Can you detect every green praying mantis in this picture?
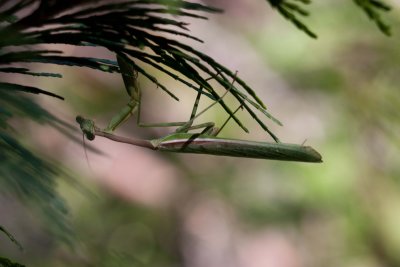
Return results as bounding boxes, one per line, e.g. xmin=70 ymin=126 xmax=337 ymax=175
xmin=76 ymin=55 xmax=322 ymax=163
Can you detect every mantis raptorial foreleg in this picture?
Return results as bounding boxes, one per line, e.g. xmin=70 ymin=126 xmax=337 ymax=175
xmin=77 ymin=60 xmax=240 ymax=142
xmin=81 ymin=54 xmax=239 ymax=139
xmin=88 ymin=55 xmax=200 ymax=134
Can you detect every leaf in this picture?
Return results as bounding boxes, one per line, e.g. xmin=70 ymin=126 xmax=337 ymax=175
xmin=0 ymin=225 xmax=23 ymax=250
xmin=0 ymin=82 xmax=64 ymax=100
xmin=0 ymin=256 xmax=25 ymax=267
xmin=353 ymin=0 xmax=392 ymax=36
xmin=267 ymin=0 xmax=317 ymax=38
xmin=266 ymin=0 xmax=392 ymax=37
xmin=0 ymin=67 xmax=62 ymax=78
xmin=0 ymin=0 xmax=283 ymax=138
xmin=0 ymin=91 xmax=103 ymax=244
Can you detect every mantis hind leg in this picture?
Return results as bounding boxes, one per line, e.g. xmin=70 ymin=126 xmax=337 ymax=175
xmin=175 ymin=73 xmax=242 ymax=136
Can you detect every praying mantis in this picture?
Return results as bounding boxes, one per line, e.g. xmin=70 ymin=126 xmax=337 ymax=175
xmin=76 ymin=55 xmax=322 ymax=163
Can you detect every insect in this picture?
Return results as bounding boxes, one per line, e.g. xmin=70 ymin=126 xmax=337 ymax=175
xmin=76 ymin=55 xmax=322 ymax=163
xmin=77 ymin=128 xmax=322 ymax=162
xmin=86 ymin=55 xmax=235 ymax=138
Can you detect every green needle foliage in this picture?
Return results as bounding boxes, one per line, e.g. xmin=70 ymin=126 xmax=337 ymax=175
xmin=266 ymin=0 xmax=392 ymax=38
xmin=0 ymin=0 xmax=395 ymax=265
xmin=0 ymin=257 xmax=25 ymax=267
xmin=267 ymin=0 xmax=317 ymax=38
xmin=0 ymin=0 xmax=281 ymax=136
xmin=0 ymin=226 xmax=22 ymax=251
xmin=1 ymin=91 xmax=74 ymax=263
xmin=353 ymin=0 xmax=392 ymax=35
xmin=0 ymin=1 xmax=280 ymax=264
xmin=0 ymin=226 xmax=25 ymax=266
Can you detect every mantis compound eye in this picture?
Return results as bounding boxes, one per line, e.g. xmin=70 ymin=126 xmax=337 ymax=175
xmin=85 ymin=132 xmax=95 ymax=141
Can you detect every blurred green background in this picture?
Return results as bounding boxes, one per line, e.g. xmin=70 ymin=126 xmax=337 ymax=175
xmin=2 ymin=1 xmax=400 ymax=266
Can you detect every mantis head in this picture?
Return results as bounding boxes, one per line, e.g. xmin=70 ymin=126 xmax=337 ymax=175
xmin=76 ymin=115 xmax=96 ymax=141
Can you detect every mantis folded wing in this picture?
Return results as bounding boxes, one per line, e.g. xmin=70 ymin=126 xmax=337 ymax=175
xmin=76 ymin=116 xmax=322 ymax=163
xmin=94 ymin=130 xmax=322 ymax=162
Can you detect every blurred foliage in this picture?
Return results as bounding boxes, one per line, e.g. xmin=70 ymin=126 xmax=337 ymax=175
xmin=0 ymin=0 xmax=398 ymax=267
xmin=0 ymin=91 xmax=74 ymax=265
xmin=70 ymin=196 xmax=181 ymax=267
xmin=353 ymin=0 xmax=392 ymax=35
xmin=267 ymin=0 xmax=318 ymax=38
xmin=0 ymin=257 xmax=25 ymax=267
xmin=266 ymin=0 xmax=392 ymax=38
xmin=250 ymin=1 xmax=400 ymax=266
xmin=0 ymin=226 xmax=22 ymax=251
xmin=0 ymin=226 xmax=25 ymax=267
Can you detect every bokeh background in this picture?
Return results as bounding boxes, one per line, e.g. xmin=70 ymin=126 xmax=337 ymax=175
xmin=1 ymin=1 xmax=400 ymax=266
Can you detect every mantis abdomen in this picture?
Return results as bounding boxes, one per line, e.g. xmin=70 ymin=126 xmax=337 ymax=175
xmin=153 ymin=133 xmax=322 ymax=163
